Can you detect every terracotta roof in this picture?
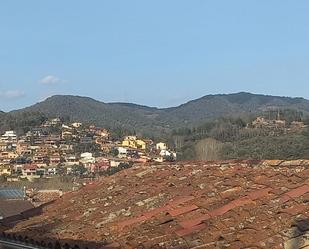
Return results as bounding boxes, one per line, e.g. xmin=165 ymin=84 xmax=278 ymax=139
xmin=0 ymin=200 xmax=34 ymax=218
xmin=22 ymin=164 xmax=38 ymax=170
xmin=5 ymin=160 xmax=309 ymax=248
xmin=31 ymin=191 xmax=62 ymax=206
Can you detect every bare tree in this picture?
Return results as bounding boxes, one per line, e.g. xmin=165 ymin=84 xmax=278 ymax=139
xmin=195 ymin=138 xmax=223 ymax=160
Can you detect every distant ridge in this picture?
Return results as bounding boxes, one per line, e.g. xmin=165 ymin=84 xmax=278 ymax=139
xmin=3 ymin=92 xmax=309 ymax=136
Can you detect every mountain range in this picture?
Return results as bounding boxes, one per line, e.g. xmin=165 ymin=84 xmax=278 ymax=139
xmin=2 ymin=92 xmax=309 ymax=136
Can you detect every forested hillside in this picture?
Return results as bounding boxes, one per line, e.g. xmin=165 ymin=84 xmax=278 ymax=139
xmin=1 ymin=92 xmax=309 ymax=160
xmin=2 ymin=92 xmax=309 ymax=137
xmin=170 ymin=114 xmax=309 ymax=160
xmin=0 ymin=111 xmax=47 ymax=135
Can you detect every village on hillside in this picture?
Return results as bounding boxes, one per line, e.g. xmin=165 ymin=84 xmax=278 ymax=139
xmin=0 ymin=112 xmax=307 ymax=185
xmin=0 ymin=118 xmax=177 ymax=184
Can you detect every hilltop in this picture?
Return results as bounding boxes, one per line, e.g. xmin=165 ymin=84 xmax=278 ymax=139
xmin=3 ymin=92 xmax=309 ymax=136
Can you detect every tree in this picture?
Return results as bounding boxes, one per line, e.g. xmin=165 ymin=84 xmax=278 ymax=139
xmin=111 ymin=148 xmax=119 ymax=157
xmin=72 ymin=165 xmax=87 ymax=175
xmin=195 ymin=138 xmax=223 ymax=160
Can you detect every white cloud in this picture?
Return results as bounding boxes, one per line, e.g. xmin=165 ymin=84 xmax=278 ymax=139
xmin=0 ymin=90 xmax=25 ymax=99
xmin=39 ymin=75 xmax=67 ymax=85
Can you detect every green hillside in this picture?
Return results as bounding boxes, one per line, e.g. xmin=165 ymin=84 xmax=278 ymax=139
xmin=1 ymin=92 xmax=309 ymax=138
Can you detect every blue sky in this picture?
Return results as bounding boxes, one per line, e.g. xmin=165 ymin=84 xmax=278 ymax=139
xmin=1 ymin=1 xmax=309 ymax=111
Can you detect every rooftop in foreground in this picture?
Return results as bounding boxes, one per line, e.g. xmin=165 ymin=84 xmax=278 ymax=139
xmin=4 ymin=160 xmax=309 ymax=249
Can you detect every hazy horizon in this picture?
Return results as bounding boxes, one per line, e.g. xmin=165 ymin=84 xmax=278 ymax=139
xmin=1 ymin=91 xmax=309 ymax=113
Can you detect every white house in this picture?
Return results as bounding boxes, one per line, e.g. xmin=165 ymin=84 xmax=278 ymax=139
xmin=79 ymin=152 xmax=95 ymax=164
xmin=159 ymin=150 xmax=177 ymax=159
xmin=1 ymin=131 xmax=17 ymax=143
xmin=117 ymin=147 xmax=128 ymax=158
xmin=156 ymin=142 xmax=167 ymax=151
xmin=71 ymin=122 xmax=82 ymax=128
xmin=159 ymin=149 xmax=171 ymax=157
xmin=110 ymin=160 xmax=121 ymax=167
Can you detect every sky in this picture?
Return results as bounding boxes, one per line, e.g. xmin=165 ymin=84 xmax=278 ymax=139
xmin=1 ymin=1 xmax=309 ymax=111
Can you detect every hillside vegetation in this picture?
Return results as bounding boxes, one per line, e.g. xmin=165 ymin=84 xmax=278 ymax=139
xmin=170 ymin=115 xmax=309 ymax=160
xmin=0 ymin=111 xmax=47 ymax=135
xmin=1 ymin=92 xmax=309 ymax=160
xmin=2 ymin=92 xmax=309 ymax=136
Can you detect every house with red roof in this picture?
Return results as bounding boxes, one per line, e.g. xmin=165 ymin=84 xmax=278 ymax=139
xmin=21 ymin=164 xmax=39 ymax=180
